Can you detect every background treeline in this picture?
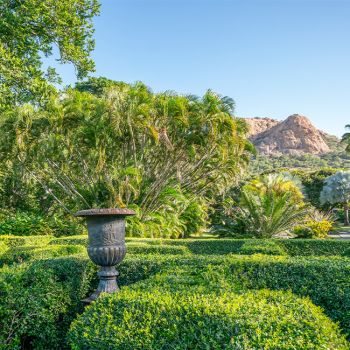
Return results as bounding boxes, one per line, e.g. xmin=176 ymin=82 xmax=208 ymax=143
xmin=250 ymin=153 xmax=350 ymax=173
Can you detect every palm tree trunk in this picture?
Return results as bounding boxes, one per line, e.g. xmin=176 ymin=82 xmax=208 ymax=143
xmin=344 ymin=202 xmax=349 ymax=226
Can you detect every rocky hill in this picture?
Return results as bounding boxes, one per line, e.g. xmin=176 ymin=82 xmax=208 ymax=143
xmin=243 ymin=114 xmax=339 ymax=156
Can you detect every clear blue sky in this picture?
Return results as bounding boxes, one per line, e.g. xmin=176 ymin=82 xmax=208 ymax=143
xmin=53 ymin=0 xmax=350 ymax=137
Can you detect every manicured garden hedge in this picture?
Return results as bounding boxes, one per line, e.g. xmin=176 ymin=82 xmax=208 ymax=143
xmin=0 ymin=257 xmax=96 ymax=350
xmin=278 ymin=239 xmax=350 ymax=256
xmin=68 ymin=289 xmax=348 ymax=350
xmin=3 ymin=235 xmax=350 ymax=257
xmin=1 ymin=236 xmax=350 ymax=349
xmin=0 ymin=244 xmax=85 ymax=266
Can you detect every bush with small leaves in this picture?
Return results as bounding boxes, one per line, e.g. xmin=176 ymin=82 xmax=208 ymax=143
xmin=68 ymin=289 xmax=348 ymax=350
xmin=239 ymin=240 xmax=286 ymax=255
xmin=293 ymin=220 xmax=333 ymax=238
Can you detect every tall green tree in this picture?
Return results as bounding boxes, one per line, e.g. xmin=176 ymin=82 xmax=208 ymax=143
xmin=0 ymin=81 xmax=253 ymax=237
xmin=0 ymin=0 xmax=100 ymax=108
xmin=320 ymin=171 xmax=350 ymax=225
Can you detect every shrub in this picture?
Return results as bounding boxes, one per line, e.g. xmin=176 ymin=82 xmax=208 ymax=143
xmin=239 ymin=240 xmax=286 ymax=255
xmin=49 ymin=235 xmax=88 ymax=246
xmin=0 ymin=241 xmax=8 ymax=257
xmin=2 ymin=237 xmax=350 ymax=348
xmin=68 ymin=289 xmax=348 ymax=350
xmin=127 ymin=244 xmax=189 ymax=256
xmin=277 ymin=239 xmax=350 ymax=256
xmin=0 ymin=213 xmax=84 ymax=237
xmin=236 ymin=173 xmax=307 ymax=238
xmin=0 ymin=257 xmax=97 ymax=350
xmin=293 ymin=220 xmax=333 ymax=238
xmin=0 ymin=234 xmax=53 ymax=247
xmin=0 ymin=244 xmax=85 ymax=266
xmin=0 ymin=212 xmax=53 ymax=236
xmin=226 ymin=254 xmax=350 ymax=335
xmin=0 ymin=254 xmax=168 ymax=350
xmin=47 ymin=216 xmax=85 ymax=237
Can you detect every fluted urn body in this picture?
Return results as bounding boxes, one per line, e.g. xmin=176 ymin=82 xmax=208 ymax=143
xmin=75 ymin=208 xmax=135 ymax=303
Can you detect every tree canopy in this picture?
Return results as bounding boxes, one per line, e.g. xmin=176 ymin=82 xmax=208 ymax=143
xmin=0 ymin=80 xmax=254 ymax=237
xmin=0 ymin=0 xmax=100 ymax=109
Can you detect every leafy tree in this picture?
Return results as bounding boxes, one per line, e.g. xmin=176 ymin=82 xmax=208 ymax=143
xmin=320 ymin=171 xmax=350 ymax=225
xmin=290 ymin=168 xmax=338 ymax=209
xmin=0 ymin=82 xmax=253 ymax=237
xmin=235 ymin=174 xmax=307 ymax=238
xmin=341 ymin=124 xmax=350 ymax=152
xmin=0 ymin=0 xmax=100 ymax=108
xmin=75 ymin=77 xmax=127 ymax=96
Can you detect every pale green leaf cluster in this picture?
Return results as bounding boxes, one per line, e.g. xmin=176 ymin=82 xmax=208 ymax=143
xmin=320 ymin=171 xmax=350 ymax=205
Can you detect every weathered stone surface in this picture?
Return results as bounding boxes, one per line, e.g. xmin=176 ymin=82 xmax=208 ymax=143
xmin=243 ymin=117 xmax=280 ymax=137
xmin=243 ymin=114 xmax=333 ymax=155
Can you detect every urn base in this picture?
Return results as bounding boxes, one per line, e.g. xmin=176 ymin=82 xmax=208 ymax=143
xmin=82 ymin=266 xmax=119 ymax=304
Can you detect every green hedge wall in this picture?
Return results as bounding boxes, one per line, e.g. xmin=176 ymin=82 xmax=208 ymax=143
xmin=0 ymin=244 xmax=85 ymax=266
xmin=1 ymin=236 xmax=350 ymax=349
xmin=68 ymin=289 xmax=348 ymax=350
xmin=0 ymin=257 xmax=96 ymax=350
xmin=278 ymin=239 xmax=350 ymax=256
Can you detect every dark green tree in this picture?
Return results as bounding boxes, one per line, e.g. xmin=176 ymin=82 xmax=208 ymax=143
xmin=0 ymin=0 xmax=100 ymax=108
xmin=341 ymin=124 xmax=350 ymax=152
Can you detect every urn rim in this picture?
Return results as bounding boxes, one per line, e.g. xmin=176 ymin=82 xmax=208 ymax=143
xmin=74 ymin=208 xmax=136 ymax=217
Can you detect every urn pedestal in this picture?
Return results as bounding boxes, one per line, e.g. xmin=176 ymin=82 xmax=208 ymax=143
xmin=75 ymin=208 xmax=135 ymax=303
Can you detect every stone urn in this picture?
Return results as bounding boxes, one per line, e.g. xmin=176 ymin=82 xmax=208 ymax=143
xmin=75 ymin=208 xmax=135 ymax=303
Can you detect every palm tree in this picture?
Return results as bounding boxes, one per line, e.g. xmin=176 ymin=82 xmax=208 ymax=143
xmin=239 ymin=174 xmax=307 ymax=238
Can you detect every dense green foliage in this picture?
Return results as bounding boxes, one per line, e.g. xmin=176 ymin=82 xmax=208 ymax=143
xmin=239 ymin=240 xmax=287 ymax=255
xmin=293 ymin=220 xmax=333 ymax=238
xmin=249 ymin=152 xmax=350 ymax=173
xmin=1 ymin=235 xmax=350 ymax=349
xmin=0 ymin=258 xmax=96 ymax=349
xmin=290 ymin=168 xmax=338 ymax=209
xmin=320 ymin=171 xmax=350 ymax=225
xmin=0 ymin=212 xmax=84 ymax=237
xmin=0 ymin=0 xmax=100 ymax=108
xmin=0 ymin=81 xmax=253 ymax=238
xmin=219 ymin=173 xmax=307 ymax=237
xmin=69 ymin=290 xmax=347 ymax=350
xmin=341 ymin=124 xmax=350 ymax=153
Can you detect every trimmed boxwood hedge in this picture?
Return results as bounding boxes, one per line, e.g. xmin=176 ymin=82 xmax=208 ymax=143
xmin=127 ymin=243 xmax=189 ymax=255
xmin=225 ymin=255 xmax=350 ymax=335
xmin=0 ymin=254 xmax=169 ymax=350
xmin=3 ymin=235 xmax=348 ymax=257
xmin=1 ymin=236 xmax=350 ymax=349
xmin=0 ymin=234 xmax=53 ymax=248
xmin=49 ymin=236 xmax=88 ymax=246
xmin=0 ymin=241 xmax=8 ymax=256
xmin=278 ymin=239 xmax=350 ymax=256
xmin=239 ymin=240 xmax=286 ymax=255
xmin=130 ymin=238 xmax=350 ymax=257
xmin=0 ymin=244 xmax=86 ymax=266
xmin=0 ymin=257 xmax=97 ymax=350
xmin=68 ymin=289 xmax=348 ymax=350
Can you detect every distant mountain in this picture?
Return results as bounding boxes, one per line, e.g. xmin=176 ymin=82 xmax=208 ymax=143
xmin=243 ymin=114 xmax=341 ymax=156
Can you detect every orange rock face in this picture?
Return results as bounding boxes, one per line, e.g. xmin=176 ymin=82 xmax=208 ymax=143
xmin=243 ymin=114 xmax=332 ymax=155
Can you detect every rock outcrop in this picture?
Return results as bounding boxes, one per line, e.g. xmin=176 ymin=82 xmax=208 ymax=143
xmin=243 ymin=114 xmax=333 ymax=155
